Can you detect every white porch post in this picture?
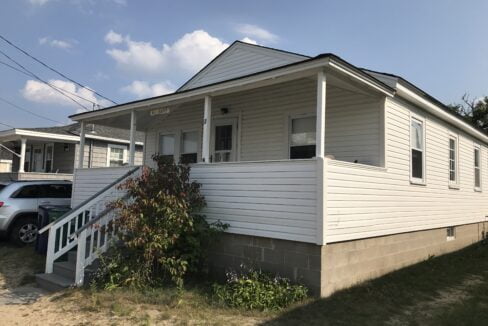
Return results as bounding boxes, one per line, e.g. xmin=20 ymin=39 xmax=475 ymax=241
xmin=129 ymin=110 xmax=137 ymax=166
xmin=78 ymin=121 xmax=86 ymax=169
xmin=18 ymin=138 xmax=26 ymax=173
xmin=202 ymin=96 xmax=212 ymax=163
xmin=316 ymin=70 xmax=327 ymax=245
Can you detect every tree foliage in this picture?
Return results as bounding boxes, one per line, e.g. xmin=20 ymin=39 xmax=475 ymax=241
xmin=93 ymin=156 xmax=227 ymax=289
xmin=447 ymin=95 xmax=488 ymax=131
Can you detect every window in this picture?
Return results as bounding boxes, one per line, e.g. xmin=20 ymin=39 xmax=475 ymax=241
xmin=13 ymin=185 xmax=40 ymax=199
xmin=214 ymin=125 xmax=233 ymax=162
xmin=159 ymin=134 xmax=175 ymax=162
xmin=290 ymin=116 xmax=316 ymax=159
xmin=446 ymin=226 xmax=456 ymax=241
xmin=474 ymin=146 xmax=481 ymax=190
xmin=180 ymin=131 xmax=198 ymax=164
xmin=449 ymin=136 xmax=458 ymax=186
xmin=410 ymin=117 xmax=425 ymax=183
xmin=107 ymin=144 xmax=127 ymax=167
xmin=40 ymin=184 xmax=72 ymax=198
xmin=45 ymin=143 xmax=54 ymax=173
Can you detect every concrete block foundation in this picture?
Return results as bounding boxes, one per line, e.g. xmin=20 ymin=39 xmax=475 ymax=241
xmin=209 ymin=222 xmax=488 ymax=297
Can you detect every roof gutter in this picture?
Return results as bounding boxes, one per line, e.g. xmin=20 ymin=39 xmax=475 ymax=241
xmin=396 ymin=83 xmax=488 ymax=144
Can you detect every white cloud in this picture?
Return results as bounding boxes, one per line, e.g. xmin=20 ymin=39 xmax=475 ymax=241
xmin=29 ymin=0 xmax=51 ymax=5
xmin=105 ymin=30 xmax=229 ymax=75
xmin=236 ymin=24 xmax=278 ymax=43
xmin=104 ymin=30 xmax=124 ymax=45
xmin=39 ymin=37 xmax=76 ymax=50
xmin=22 ymin=79 xmax=112 ymax=111
xmin=241 ymin=37 xmax=258 ymax=45
xmin=122 ymin=80 xmax=174 ymax=99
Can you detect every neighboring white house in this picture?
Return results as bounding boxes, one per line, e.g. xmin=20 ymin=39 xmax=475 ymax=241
xmin=37 ymin=41 xmax=488 ymax=296
xmin=0 ymin=123 xmax=144 ymax=182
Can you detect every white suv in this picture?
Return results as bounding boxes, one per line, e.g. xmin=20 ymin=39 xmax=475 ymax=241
xmin=0 ymin=180 xmax=72 ymax=245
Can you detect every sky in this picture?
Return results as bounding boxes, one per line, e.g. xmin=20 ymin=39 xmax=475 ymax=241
xmin=0 ymin=0 xmax=487 ymax=130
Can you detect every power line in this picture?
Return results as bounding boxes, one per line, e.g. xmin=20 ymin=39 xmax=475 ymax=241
xmin=0 ymin=60 xmax=103 ymax=108
xmin=0 ymin=121 xmax=14 ymax=129
xmin=0 ymin=34 xmax=117 ymax=105
xmin=0 ymin=48 xmax=91 ymax=111
xmin=0 ymin=96 xmax=65 ymax=125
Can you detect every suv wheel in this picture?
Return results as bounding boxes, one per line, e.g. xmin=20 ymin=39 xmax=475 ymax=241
xmin=10 ymin=216 xmax=38 ymax=246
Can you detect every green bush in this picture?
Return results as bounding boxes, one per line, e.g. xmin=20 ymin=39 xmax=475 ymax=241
xmin=212 ymin=267 xmax=308 ymax=311
xmin=92 ymin=156 xmax=227 ymax=290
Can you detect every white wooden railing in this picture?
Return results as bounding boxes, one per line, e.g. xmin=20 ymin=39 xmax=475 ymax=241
xmin=39 ymin=166 xmax=141 ymax=286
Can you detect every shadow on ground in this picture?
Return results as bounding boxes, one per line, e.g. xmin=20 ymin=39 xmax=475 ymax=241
xmin=262 ymin=243 xmax=488 ymax=326
xmin=0 ymin=239 xmax=46 ymax=304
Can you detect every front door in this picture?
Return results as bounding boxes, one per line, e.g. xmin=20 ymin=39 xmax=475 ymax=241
xmin=32 ymin=145 xmax=44 ymax=172
xmin=211 ymin=118 xmax=237 ymax=162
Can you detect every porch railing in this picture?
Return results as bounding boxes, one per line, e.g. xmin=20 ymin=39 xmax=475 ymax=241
xmin=39 ymin=166 xmax=141 ymax=285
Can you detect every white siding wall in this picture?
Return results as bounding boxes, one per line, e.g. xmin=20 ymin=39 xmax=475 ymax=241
xmin=180 ymin=43 xmax=307 ymax=91
xmin=190 ymin=160 xmax=317 ymax=243
xmin=144 ymin=79 xmax=383 ymax=166
xmin=71 ymin=166 xmax=134 ymax=206
xmin=325 ymin=97 xmax=488 ymax=243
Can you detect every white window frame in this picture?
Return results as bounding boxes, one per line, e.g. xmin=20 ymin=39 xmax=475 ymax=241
xmin=474 ymin=144 xmax=482 ymax=192
xmin=287 ymin=112 xmax=317 ymax=160
xmin=210 ymin=118 xmax=238 ymax=163
xmin=180 ymin=129 xmax=200 ymax=163
xmin=409 ymin=114 xmax=426 ymax=185
xmin=106 ymin=144 xmax=128 ymax=167
xmin=158 ymin=132 xmax=178 ymax=161
xmin=448 ymin=134 xmax=459 ymax=189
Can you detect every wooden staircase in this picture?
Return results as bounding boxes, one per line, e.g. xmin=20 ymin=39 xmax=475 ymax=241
xmin=35 ymin=166 xmax=141 ymax=292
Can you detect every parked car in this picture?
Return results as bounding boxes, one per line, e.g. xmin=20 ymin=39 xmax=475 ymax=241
xmin=0 ymin=180 xmax=72 ymax=245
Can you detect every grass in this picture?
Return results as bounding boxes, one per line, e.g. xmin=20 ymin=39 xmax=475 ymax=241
xmin=4 ymin=240 xmax=488 ymax=325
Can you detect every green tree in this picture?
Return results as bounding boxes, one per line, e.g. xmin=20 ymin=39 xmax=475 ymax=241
xmin=447 ymin=94 xmax=488 ymax=131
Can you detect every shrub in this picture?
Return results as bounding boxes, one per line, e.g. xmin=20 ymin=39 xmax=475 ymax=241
xmin=92 ymin=156 xmax=227 ymax=290
xmin=212 ymin=267 xmax=308 ymax=311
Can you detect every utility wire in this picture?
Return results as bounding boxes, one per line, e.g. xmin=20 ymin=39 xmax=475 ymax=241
xmin=0 ymin=121 xmax=14 ymax=129
xmin=0 ymin=48 xmax=91 ymax=111
xmin=0 ymin=60 xmax=103 ymax=108
xmin=0 ymin=96 xmax=64 ymax=125
xmin=0 ymin=34 xmax=117 ymax=105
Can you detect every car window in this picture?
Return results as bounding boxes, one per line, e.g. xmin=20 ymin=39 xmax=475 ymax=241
xmin=13 ymin=185 xmax=40 ymax=199
xmin=0 ymin=184 xmax=6 ymax=192
xmin=40 ymin=184 xmax=72 ymax=198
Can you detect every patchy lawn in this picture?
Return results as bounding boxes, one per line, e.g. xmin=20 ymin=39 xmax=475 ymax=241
xmin=2 ymin=240 xmax=488 ymax=325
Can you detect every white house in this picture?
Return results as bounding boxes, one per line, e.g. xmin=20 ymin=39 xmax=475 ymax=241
xmin=36 ymin=41 xmax=488 ymax=296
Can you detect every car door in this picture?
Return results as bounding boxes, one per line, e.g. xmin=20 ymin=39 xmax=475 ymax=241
xmin=39 ymin=184 xmax=72 ymax=207
xmin=12 ymin=185 xmax=41 ymax=213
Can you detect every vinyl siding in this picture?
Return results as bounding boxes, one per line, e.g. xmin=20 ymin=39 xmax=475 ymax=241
xmin=52 ymin=143 xmax=76 ymax=173
xmin=190 ymin=160 xmax=317 ymax=243
xmin=180 ymin=43 xmax=307 ymax=91
xmin=71 ymin=166 xmax=134 ymax=206
xmin=325 ymin=97 xmax=488 ymax=243
xmin=144 ymin=78 xmax=382 ymax=166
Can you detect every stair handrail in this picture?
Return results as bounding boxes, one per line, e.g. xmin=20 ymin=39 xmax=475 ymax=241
xmin=39 ymin=166 xmax=140 ymax=235
xmin=43 ymin=166 xmax=141 ymax=276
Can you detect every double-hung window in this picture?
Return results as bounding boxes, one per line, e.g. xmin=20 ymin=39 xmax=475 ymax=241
xmin=180 ymin=131 xmax=198 ymax=164
xmin=107 ymin=144 xmax=127 ymax=167
xmin=289 ymin=115 xmax=316 ymax=159
xmin=474 ymin=145 xmax=482 ymax=191
xmin=159 ymin=134 xmax=175 ymax=162
xmin=410 ymin=116 xmax=425 ymax=183
xmin=448 ymin=136 xmax=459 ymax=187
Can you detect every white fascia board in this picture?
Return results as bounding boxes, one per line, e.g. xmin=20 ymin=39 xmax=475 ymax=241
xmin=396 ymin=84 xmax=488 ymax=144
xmin=14 ymin=129 xmax=80 ymax=142
xmin=86 ymin=134 xmax=143 ymax=146
xmin=71 ymin=57 xmax=394 ymax=122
